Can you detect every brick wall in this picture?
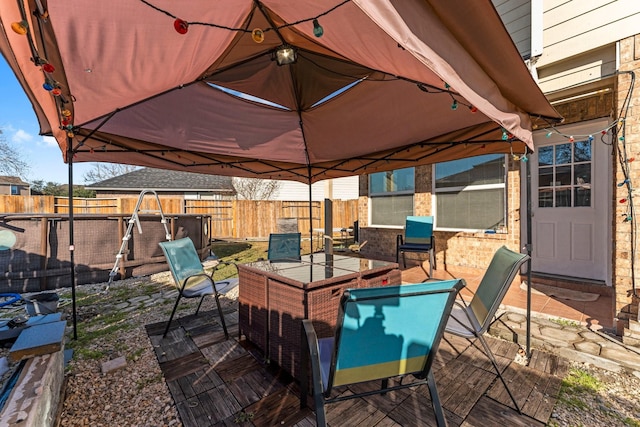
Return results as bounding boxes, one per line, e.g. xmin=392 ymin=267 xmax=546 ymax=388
xmin=359 ymin=158 xmax=523 ymax=269
xmin=614 ymin=35 xmax=640 ymax=328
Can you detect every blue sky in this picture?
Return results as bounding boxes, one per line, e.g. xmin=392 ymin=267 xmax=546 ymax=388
xmin=0 ymin=58 xmax=93 ymax=184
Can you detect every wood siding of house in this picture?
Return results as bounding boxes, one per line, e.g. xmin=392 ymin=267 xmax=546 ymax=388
xmin=493 ymin=0 xmax=532 ymax=58
xmin=0 ymin=184 xmax=29 ymax=196
xmin=538 ymin=0 xmax=640 ymax=68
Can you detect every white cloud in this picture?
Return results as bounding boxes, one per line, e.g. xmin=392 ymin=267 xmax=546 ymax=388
xmin=41 ymin=136 xmax=58 ymax=147
xmin=11 ymin=128 xmax=34 ymax=144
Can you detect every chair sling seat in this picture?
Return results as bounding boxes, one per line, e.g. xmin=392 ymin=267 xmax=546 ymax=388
xmin=444 ymin=245 xmax=529 ymax=414
xmin=301 ymin=279 xmax=464 ymax=427
xmin=159 ymin=237 xmax=233 ymax=339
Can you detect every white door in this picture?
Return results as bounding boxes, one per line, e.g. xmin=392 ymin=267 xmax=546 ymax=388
xmin=529 ymin=119 xmax=611 ymax=283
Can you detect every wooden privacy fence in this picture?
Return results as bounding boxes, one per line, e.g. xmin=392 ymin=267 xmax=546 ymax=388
xmin=1 ymin=196 xmax=358 ymax=240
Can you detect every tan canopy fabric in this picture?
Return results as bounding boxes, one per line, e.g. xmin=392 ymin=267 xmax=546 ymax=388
xmin=0 ymin=0 xmax=561 ymax=183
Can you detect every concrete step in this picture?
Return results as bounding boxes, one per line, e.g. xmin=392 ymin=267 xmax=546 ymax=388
xmin=622 ymin=333 xmax=640 ymax=347
xmin=628 ymin=319 xmax=640 ymax=333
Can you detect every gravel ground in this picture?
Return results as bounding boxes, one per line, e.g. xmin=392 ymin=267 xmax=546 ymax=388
xmin=2 ymin=273 xmax=640 ymax=426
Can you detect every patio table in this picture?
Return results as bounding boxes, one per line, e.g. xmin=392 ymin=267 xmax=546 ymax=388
xmin=238 ymin=254 xmax=401 ymax=378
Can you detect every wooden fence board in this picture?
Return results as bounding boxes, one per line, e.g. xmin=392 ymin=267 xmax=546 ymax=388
xmin=3 ymin=196 xmax=358 ymax=240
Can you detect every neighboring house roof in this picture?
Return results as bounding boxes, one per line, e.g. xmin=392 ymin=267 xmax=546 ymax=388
xmin=86 ymin=168 xmax=236 ymax=194
xmin=0 ymin=176 xmax=29 ymax=186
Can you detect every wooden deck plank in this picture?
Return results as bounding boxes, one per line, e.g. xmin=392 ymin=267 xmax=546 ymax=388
xmin=461 ymin=396 xmax=545 ymax=427
xmin=356 ymin=378 xmax=413 ymax=415
xmin=433 ymin=358 xmax=477 ymax=406
xmin=150 ymin=327 xmax=201 ymax=363
xmin=325 ymin=392 xmax=388 ymax=427
xmin=226 ymin=368 xmax=285 ymax=407
xmin=160 ymin=351 xmax=210 ymax=382
xmin=216 ymin=352 xmax=262 ymax=383
xmin=442 ymin=364 xmax=496 ymax=417
xmin=200 ymin=339 xmax=247 ymax=365
xmin=168 ymin=368 xmax=225 ymax=403
xmin=531 ymin=376 xmax=562 ymax=422
xmin=386 ymin=387 xmax=458 ymax=427
xmin=176 ymin=383 xmax=243 ymax=426
xmin=146 ymin=300 xmax=567 ymax=427
xmin=245 ymin=387 xmax=310 ymax=427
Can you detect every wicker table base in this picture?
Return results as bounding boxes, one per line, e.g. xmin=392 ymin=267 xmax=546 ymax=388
xmin=238 ymin=255 xmax=401 ymax=378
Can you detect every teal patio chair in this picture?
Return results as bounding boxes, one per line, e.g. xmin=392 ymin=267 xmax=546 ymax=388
xmin=159 ymin=237 xmax=234 ymax=339
xmin=445 ymin=245 xmax=529 ymax=413
xmin=396 ymin=216 xmax=435 ymax=276
xmin=301 ymin=279 xmax=464 ymax=427
xmin=268 ymin=232 xmax=301 ymax=261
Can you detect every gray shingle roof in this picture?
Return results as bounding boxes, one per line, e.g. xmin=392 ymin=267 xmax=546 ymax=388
xmin=0 ymin=176 xmax=29 ymax=185
xmin=86 ymin=168 xmax=235 ymax=193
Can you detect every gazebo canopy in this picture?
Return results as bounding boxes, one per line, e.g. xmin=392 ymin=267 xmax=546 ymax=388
xmin=0 ymin=0 xmax=562 ymax=183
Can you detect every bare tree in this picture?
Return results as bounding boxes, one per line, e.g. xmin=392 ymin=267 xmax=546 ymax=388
xmin=0 ymin=129 xmax=30 ymax=179
xmin=83 ymin=163 xmax=139 ymax=184
xmin=233 ymin=177 xmax=282 ymax=200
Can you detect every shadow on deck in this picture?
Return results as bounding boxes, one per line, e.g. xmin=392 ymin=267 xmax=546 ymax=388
xmin=145 ymin=302 xmax=568 ymax=427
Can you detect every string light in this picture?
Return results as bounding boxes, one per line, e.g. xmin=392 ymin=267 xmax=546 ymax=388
xmin=450 ymin=99 xmax=458 ymax=110
xmin=542 ymin=119 xmax=621 ymax=141
xmin=312 ymin=19 xmax=324 ymax=37
xmin=11 ymin=21 xmax=28 ymax=35
xmin=173 ymin=18 xmax=188 ymax=34
xmin=140 ymin=0 xmax=350 ymax=39
xmin=251 ymin=28 xmax=265 ymax=43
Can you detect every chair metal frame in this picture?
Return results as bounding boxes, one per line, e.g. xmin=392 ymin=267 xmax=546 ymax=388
xmin=159 ymin=237 xmax=235 ymax=339
xmin=301 ymin=280 xmax=464 ymax=427
xmin=444 ymin=245 xmax=529 ymax=413
xmin=396 ymin=215 xmax=436 ymax=276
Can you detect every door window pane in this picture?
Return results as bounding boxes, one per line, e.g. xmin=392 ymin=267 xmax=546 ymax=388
xmin=574 ymin=141 xmax=592 ymax=162
xmin=538 ymin=146 xmax=553 ymax=166
xmin=538 ymin=140 xmax=592 ymax=208
xmin=555 ymin=143 xmax=572 ymax=164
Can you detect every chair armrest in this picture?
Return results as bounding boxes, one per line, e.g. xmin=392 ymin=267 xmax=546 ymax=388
xmin=301 ymin=319 xmax=324 ymax=409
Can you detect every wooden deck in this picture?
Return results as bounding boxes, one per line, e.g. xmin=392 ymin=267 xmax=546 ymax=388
xmin=145 ymin=303 xmax=568 ymax=427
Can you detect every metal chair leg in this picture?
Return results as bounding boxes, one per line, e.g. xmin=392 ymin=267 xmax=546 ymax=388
xmin=477 ymin=334 xmax=521 ymax=413
xmin=163 ymin=295 xmax=182 ymax=338
xmin=213 ymin=293 xmax=229 ymax=339
xmin=427 ymin=370 xmax=448 ymax=427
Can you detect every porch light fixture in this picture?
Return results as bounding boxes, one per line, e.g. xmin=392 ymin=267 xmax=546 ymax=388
xmin=273 ymin=45 xmax=297 ymax=65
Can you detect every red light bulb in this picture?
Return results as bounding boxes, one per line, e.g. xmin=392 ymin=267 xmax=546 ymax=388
xmin=174 ymin=18 xmax=188 ymax=34
xmin=42 ymin=63 xmax=55 ymax=73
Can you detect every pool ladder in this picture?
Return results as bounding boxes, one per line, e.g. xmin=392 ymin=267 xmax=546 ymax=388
xmin=105 ymin=189 xmax=171 ymax=290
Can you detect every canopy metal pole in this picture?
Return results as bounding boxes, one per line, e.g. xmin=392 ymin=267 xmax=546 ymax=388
xmin=67 ymin=138 xmax=78 ymax=340
xmin=525 ymin=156 xmax=532 ymax=358
xmin=308 ymin=172 xmax=313 ymax=256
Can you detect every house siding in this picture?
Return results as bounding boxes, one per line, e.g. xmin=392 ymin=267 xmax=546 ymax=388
xmin=492 ymin=0 xmax=532 ymax=58
xmin=538 ymin=0 xmax=640 ymax=68
xmin=358 ymin=0 xmax=640 ymax=333
xmin=271 ymin=177 xmax=359 ymax=201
